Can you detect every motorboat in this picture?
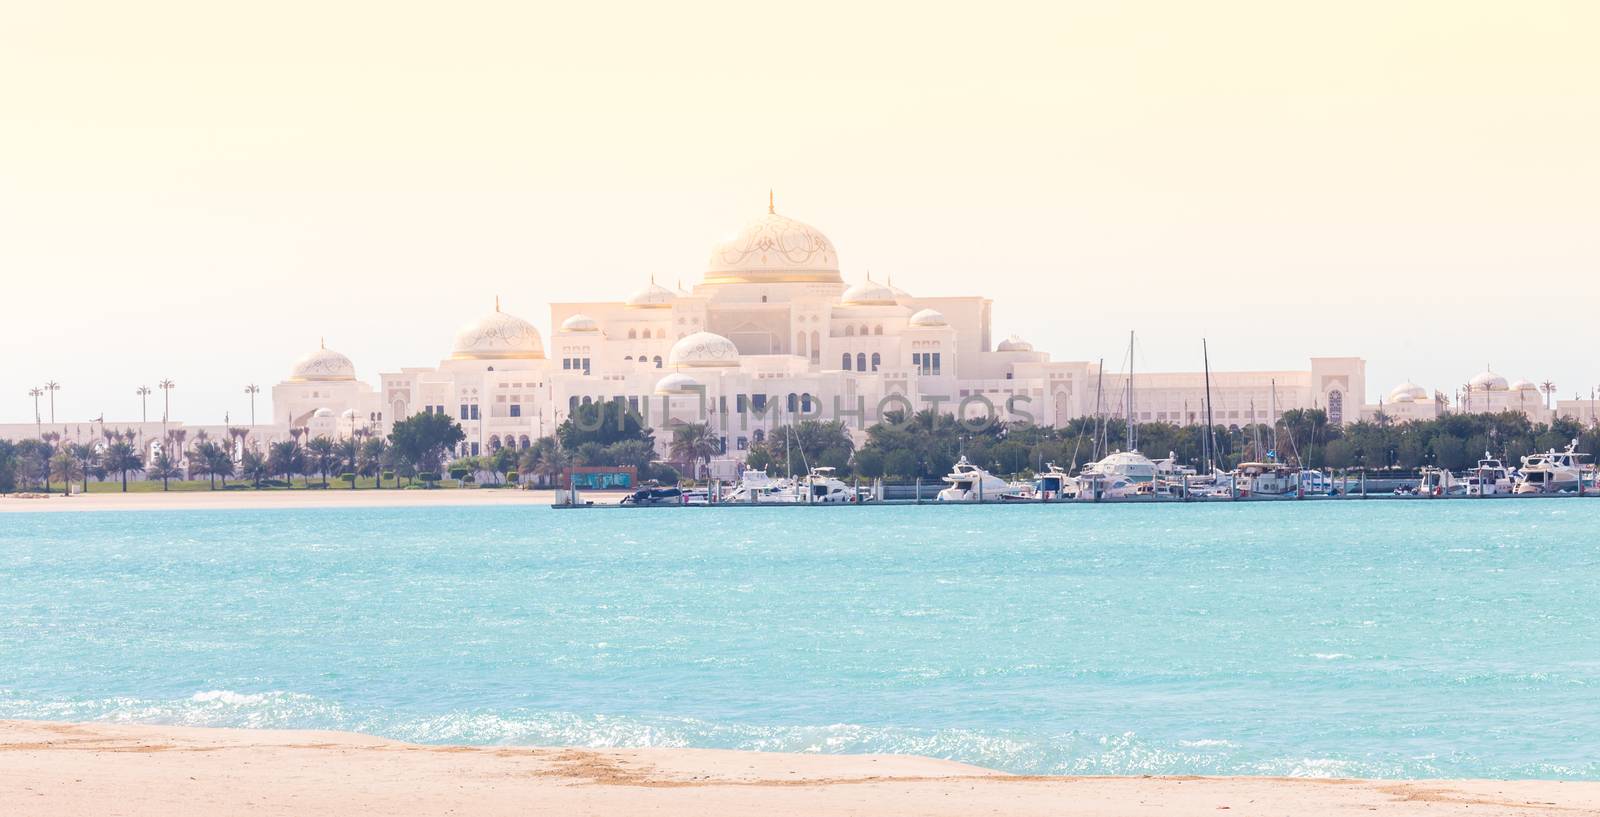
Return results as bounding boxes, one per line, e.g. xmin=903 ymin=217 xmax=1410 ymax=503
xmin=937 ymin=456 xmax=1011 ymax=501
xmin=619 ymin=485 xmax=684 ymax=506
xmin=1234 ymin=461 xmax=1301 ymax=498
xmin=1001 ymin=462 xmax=1079 ymax=501
xmin=797 ymin=467 xmax=856 ymax=503
xmin=1464 ymin=453 xmax=1513 ymax=496
xmin=1515 ymin=440 xmax=1589 ymax=494
xmin=725 ymin=468 xmax=799 ymax=503
xmin=1414 ymin=466 xmax=1466 ymax=497
xmin=1075 ymin=449 xmax=1158 ymax=500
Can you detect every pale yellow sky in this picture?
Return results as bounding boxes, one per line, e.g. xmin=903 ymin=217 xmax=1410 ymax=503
xmin=2 ymin=0 xmax=1596 ymax=422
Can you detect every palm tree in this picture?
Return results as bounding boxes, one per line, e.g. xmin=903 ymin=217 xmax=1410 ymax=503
xmin=188 ymin=441 xmax=218 ymax=488
xmin=359 ymin=435 xmax=388 ymax=488
xmin=669 ymin=422 xmax=720 ymax=478
xmin=101 ymin=442 xmax=143 ymax=492
xmin=1541 ymin=380 xmax=1557 ymax=411
xmin=49 ymin=450 xmax=84 ymax=496
xmin=206 ymin=443 xmax=236 ymax=488
xmin=240 ymin=449 xmax=270 ymax=489
xmin=68 ymin=442 xmax=99 ymax=494
xmin=305 ymin=437 xmax=337 ymax=487
xmin=147 ymin=452 xmax=181 ymax=491
xmin=268 ymin=440 xmax=304 ymax=487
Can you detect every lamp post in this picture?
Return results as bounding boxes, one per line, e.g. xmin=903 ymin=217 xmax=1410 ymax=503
xmin=44 ymin=381 xmax=60 ymax=424
xmin=137 ymin=385 xmax=152 ymax=422
xmin=244 ymin=384 xmax=260 ymax=428
xmin=29 ymin=387 xmax=43 ymax=438
xmin=159 ymin=379 xmax=175 ymax=446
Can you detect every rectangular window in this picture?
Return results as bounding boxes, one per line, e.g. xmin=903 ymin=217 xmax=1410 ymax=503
xmin=736 ymin=394 xmax=748 ymax=413
xmin=459 ymin=404 xmax=469 ymax=420
xmin=470 ymin=404 xmax=480 ymax=420
xmin=582 ymin=358 xmax=592 ymax=374
xmin=932 ymin=353 xmax=941 ymax=375
xmin=471 ymin=442 xmax=480 ymax=456
xmin=509 ymin=404 xmax=521 ymax=417
xmin=562 ymin=358 xmax=571 ymax=370
xmin=752 ymin=394 xmax=767 ymax=412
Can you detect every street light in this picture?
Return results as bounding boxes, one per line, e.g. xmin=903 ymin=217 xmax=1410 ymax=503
xmin=244 ymin=384 xmax=260 ymax=427
xmin=44 ymin=381 xmax=60 ymax=424
xmin=29 ymin=387 xmax=43 ymax=438
xmin=137 ymin=385 xmax=152 ymax=422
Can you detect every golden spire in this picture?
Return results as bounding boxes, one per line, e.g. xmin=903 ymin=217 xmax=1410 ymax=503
xmin=768 ymin=189 xmax=775 ymax=214
xmin=319 ymin=336 xmax=325 ymax=349
xmin=495 ymin=295 xmax=501 ymax=312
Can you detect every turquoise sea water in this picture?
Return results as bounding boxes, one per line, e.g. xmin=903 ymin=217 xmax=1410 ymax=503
xmin=2 ymin=501 xmax=1597 ymax=778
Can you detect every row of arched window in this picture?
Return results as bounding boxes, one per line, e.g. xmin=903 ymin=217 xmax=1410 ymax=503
xmin=626 ymin=328 xmax=667 ymax=339
xmin=841 ymin=352 xmax=882 ymax=372
xmin=622 ymin=355 xmax=664 ymax=368
xmin=486 ymin=435 xmax=533 ymax=451
xmin=842 ymin=324 xmax=884 ymax=336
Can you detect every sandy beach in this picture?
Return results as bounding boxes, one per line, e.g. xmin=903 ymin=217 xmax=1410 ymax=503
xmin=0 ymin=721 xmax=1594 ymax=817
xmin=0 ymin=488 xmax=563 ymax=513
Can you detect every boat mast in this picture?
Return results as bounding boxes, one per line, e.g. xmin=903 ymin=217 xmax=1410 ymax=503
xmin=1093 ymin=358 xmax=1105 ymax=461
xmin=1126 ymin=331 xmax=1136 ymax=452
xmin=1203 ymin=339 xmax=1216 ymax=473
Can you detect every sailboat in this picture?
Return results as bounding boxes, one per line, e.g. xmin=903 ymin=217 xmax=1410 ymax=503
xmin=1077 ymin=332 xmax=1158 ymax=499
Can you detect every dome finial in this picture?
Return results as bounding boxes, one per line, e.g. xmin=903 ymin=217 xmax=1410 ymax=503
xmin=495 ymin=295 xmax=500 ymax=312
xmin=319 ymin=336 xmax=325 ymax=350
xmin=768 ymin=189 xmax=775 ymax=214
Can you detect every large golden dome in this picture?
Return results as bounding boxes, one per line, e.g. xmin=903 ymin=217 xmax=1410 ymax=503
xmin=704 ymin=195 xmax=841 ymax=285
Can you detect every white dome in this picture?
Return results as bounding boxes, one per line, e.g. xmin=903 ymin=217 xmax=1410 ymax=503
xmin=289 ymin=342 xmax=356 ymax=382
xmin=451 ymin=304 xmax=545 ymax=360
xmin=1388 ymin=382 xmax=1427 ymax=403
xmin=340 ymin=409 xmax=359 ymax=420
xmin=841 ymin=278 xmax=897 ymax=306
xmin=668 ymin=331 xmax=740 ymax=368
xmin=705 ymin=197 xmax=840 ymax=285
xmin=312 ymin=407 xmax=335 ymax=419
xmin=654 ymin=373 xmax=702 ymax=395
xmin=1470 ymin=370 xmax=1508 ymax=392
xmin=627 ymin=280 xmax=675 ymax=309
xmin=560 ymin=313 xmax=600 ymax=333
xmin=1510 ymin=379 xmax=1538 ymax=392
xmin=997 ymin=335 xmax=1033 ymax=352
xmin=908 ymin=308 xmax=947 ymax=328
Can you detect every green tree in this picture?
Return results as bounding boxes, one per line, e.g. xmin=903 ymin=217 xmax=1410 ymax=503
xmin=305 ymin=436 xmax=338 ymax=487
xmin=267 ymin=440 xmax=305 ymax=486
xmin=147 ymin=452 xmax=181 ymax=491
xmin=386 ymin=412 xmax=466 ymax=478
xmin=101 ymin=441 xmax=144 ymax=492
xmin=240 ymin=449 xmax=270 ymax=488
xmin=669 ymin=422 xmax=720 ymax=477
xmin=557 ymin=401 xmax=655 ymax=450
xmin=358 ymin=436 xmax=387 ymax=487
xmin=49 ymin=450 xmax=84 ymax=496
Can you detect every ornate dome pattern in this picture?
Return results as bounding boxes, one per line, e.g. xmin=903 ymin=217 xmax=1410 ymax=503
xmin=705 ymin=199 xmax=840 ymax=285
xmin=1510 ymin=379 xmax=1538 ymax=392
xmin=289 ymin=342 xmax=357 ymax=382
xmin=668 ymin=331 xmax=740 ymax=368
xmin=997 ymin=335 xmax=1033 ymax=352
xmin=654 ymin=373 xmax=702 ymax=395
xmin=909 ymin=308 xmax=948 ymax=327
xmin=1469 ymin=370 xmax=1508 ymax=392
xmin=627 ymin=280 xmax=676 ymax=309
xmin=1388 ymin=382 xmax=1427 ymax=403
xmin=841 ymin=278 xmax=897 ymax=306
xmin=561 ymin=313 xmax=600 ymax=333
xmin=451 ymin=305 xmax=545 ymax=360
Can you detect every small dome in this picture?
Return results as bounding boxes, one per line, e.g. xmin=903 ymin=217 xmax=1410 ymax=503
xmin=627 ymin=279 xmax=676 ymax=309
xmin=909 ymin=308 xmax=947 ymax=328
xmin=1510 ymin=379 xmax=1538 ymax=392
xmin=313 ymin=407 xmax=335 ymax=419
xmin=290 ymin=342 xmax=356 ymax=382
xmin=451 ymin=303 xmax=545 ymax=360
xmin=560 ymin=313 xmax=600 ymax=333
xmin=1470 ymin=370 xmax=1508 ymax=392
xmin=841 ymin=278 xmax=897 ymax=306
xmin=668 ymin=331 xmax=740 ymax=368
xmin=654 ymin=373 xmax=702 ymax=395
xmin=340 ymin=409 xmax=359 ymax=420
xmin=997 ymin=335 xmax=1033 ymax=352
xmin=1388 ymin=382 xmax=1427 ymax=404
xmin=705 ymin=197 xmax=840 ymax=285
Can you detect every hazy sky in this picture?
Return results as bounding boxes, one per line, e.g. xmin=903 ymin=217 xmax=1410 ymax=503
xmin=3 ymin=0 xmax=1596 ymax=425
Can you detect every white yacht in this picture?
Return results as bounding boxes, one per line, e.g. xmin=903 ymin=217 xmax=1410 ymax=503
xmin=1234 ymin=461 xmax=1301 ymax=498
xmin=1076 ymin=450 xmax=1158 ymax=500
xmin=1463 ymin=453 xmax=1513 ymax=496
xmin=796 ymin=467 xmax=856 ymax=503
xmin=725 ymin=468 xmax=798 ymax=503
xmin=1514 ymin=441 xmax=1589 ymax=494
xmin=937 ymin=456 xmax=1011 ymax=501
xmin=1000 ymin=463 xmax=1080 ymax=501
xmin=1414 ymin=466 xmax=1466 ymax=497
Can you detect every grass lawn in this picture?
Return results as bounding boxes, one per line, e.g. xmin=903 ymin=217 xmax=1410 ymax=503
xmin=78 ymin=477 xmax=502 ymax=493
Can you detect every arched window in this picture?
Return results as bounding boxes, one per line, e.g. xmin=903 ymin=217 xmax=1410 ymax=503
xmin=519 ymin=435 xmax=531 ymax=449
xmin=753 ymin=428 xmax=765 ymax=443
xmin=652 ymin=355 xmax=662 ymax=368
xmin=874 ymin=325 xmax=884 ymax=335
xmin=628 ymin=329 xmax=637 ymax=339
xmin=655 ymin=328 xmax=665 ymax=339
xmin=855 ymin=352 xmax=865 ymax=371
xmin=859 ymin=324 xmax=868 ymax=336
xmin=489 ymin=435 xmax=502 ymax=451
xmin=786 ymin=393 xmax=798 ymax=412
xmin=1328 ymin=390 xmax=1344 ymax=425
xmin=870 ymin=352 xmax=881 ymax=371
xmin=623 ymin=355 xmax=633 ymax=361
xmin=801 ymin=393 xmax=813 ymax=412
xmin=795 ymin=331 xmax=807 ymax=358
xmin=845 ymin=325 xmax=855 ymax=337
xmin=810 ymin=331 xmax=820 ymax=363
xmin=581 ymin=396 xmax=592 ymax=406
xmin=568 ymin=396 xmax=579 ymax=413
xmin=841 ymin=353 xmax=852 ymax=370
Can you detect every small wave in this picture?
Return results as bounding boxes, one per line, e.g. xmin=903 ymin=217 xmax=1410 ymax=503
xmin=1310 ymin=653 xmax=1353 ymax=660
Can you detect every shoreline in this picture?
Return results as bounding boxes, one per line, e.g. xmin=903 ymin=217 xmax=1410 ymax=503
xmin=2 ymin=720 xmax=1597 ymax=816
xmin=0 ymin=488 xmax=563 ymax=513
